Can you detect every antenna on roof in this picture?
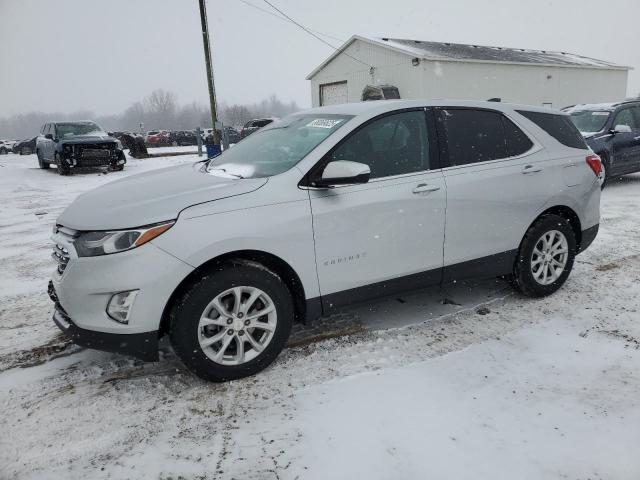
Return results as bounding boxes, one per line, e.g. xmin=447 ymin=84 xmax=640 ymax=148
xmin=487 ymin=98 xmax=501 ymax=102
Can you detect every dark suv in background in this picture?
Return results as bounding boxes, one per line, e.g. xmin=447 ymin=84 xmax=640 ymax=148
xmin=565 ymin=100 xmax=640 ymax=186
xmin=36 ymin=121 xmax=126 ymax=175
xmin=240 ymin=118 xmax=274 ymax=139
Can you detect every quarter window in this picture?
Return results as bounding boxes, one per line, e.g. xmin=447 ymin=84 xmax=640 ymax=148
xmin=517 ymin=110 xmax=587 ymax=149
xmin=439 ymin=109 xmax=507 ymax=166
xmin=330 ymin=111 xmax=430 ymax=178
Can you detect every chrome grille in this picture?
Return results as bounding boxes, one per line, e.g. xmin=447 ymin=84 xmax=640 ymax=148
xmin=52 ymin=225 xmax=78 ymax=275
xmin=52 ymin=244 xmax=70 ymax=275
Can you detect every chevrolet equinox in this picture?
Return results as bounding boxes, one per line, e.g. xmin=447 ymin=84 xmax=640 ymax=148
xmin=49 ymin=100 xmax=601 ymax=381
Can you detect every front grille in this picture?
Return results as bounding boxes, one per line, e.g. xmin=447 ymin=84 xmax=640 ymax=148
xmin=52 ymin=226 xmax=78 ymax=275
xmin=52 ymin=244 xmax=70 ymax=275
xmin=82 ymin=148 xmax=111 ymax=158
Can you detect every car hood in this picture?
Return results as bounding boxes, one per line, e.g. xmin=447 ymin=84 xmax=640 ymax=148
xmin=57 ymin=162 xmax=268 ymax=230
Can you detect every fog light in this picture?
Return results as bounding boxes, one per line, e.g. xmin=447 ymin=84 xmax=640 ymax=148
xmin=107 ymin=290 xmax=139 ymax=324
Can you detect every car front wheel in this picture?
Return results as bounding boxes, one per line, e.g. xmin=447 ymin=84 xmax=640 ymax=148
xmin=169 ymin=261 xmax=294 ymax=382
xmin=55 ymin=153 xmax=70 ymax=175
xmin=511 ymin=214 xmax=576 ymax=297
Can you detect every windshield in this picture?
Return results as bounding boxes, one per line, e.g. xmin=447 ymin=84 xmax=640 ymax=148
xmin=206 ymin=114 xmax=352 ymax=178
xmin=56 ymin=122 xmax=104 ymax=138
xmin=568 ymin=110 xmax=610 ymax=134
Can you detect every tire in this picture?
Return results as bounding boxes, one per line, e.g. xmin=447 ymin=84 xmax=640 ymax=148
xmin=511 ymin=214 xmax=576 ymax=297
xmin=0 ymin=147 xmax=7 ymax=155
xmin=36 ymin=150 xmax=49 ymax=169
xmin=169 ymin=260 xmax=294 ymax=382
xmin=55 ymin=153 xmax=70 ymax=176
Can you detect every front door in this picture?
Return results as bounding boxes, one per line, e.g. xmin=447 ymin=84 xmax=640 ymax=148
xmin=611 ymin=106 xmax=640 ymax=174
xmin=308 ymin=109 xmax=446 ymax=309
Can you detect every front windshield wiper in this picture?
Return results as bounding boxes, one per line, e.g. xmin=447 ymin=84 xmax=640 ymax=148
xmin=207 ymin=167 xmax=245 ymax=179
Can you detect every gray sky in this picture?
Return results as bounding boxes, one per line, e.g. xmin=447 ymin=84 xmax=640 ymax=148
xmin=1 ymin=0 xmax=638 ymax=116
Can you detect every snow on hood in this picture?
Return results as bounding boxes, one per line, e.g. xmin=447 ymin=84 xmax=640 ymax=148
xmin=57 ymin=162 xmax=267 ymax=230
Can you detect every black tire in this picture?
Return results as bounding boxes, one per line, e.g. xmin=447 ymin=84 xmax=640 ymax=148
xmin=511 ymin=214 xmax=576 ymax=297
xmin=0 ymin=147 xmax=7 ymax=155
xmin=169 ymin=260 xmax=294 ymax=382
xmin=55 ymin=153 xmax=70 ymax=176
xmin=36 ymin=150 xmax=49 ymax=169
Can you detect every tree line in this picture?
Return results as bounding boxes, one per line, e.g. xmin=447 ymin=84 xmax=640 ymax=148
xmin=0 ymin=90 xmax=301 ymax=139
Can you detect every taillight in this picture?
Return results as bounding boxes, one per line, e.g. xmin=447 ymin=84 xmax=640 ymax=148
xmin=586 ymin=154 xmax=602 ymax=176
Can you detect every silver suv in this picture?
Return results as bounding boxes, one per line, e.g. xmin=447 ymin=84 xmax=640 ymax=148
xmin=49 ymin=100 xmax=601 ymax=381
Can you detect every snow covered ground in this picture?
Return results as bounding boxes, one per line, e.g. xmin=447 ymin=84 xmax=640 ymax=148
xmin=1 ymin=152 xmax=639 ymax=479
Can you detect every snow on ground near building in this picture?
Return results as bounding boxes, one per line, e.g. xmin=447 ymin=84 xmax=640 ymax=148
xmin=1 ymin=152 xmax=639 ymax=479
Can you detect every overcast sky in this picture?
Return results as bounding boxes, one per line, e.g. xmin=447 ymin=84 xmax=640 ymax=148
xmin=1 ymin=0 xmax=638 ymax=116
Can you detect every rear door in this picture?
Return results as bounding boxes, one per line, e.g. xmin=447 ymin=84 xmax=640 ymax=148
xmin=611 ymin=106 xmax=640 ymax=173
xmin=436 ymin=107 xmax=551 ymax=280
xmin=308 ymin=109 xmax=446 ymax=308
xmin=42 ymin=124 xmax=54 ymax=161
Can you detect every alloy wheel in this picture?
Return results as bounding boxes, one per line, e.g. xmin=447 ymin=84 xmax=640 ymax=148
xmin=197 ymin=286 xmax=277 ymax=365
xmin=530 ymin=230 xmax=569 ymax=285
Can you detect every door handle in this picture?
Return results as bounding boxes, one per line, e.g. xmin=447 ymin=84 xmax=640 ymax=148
xmin=412 ymin=183 xmax=440 ymax=194
xmin=521 ymin=165 xmax=542 ymax=174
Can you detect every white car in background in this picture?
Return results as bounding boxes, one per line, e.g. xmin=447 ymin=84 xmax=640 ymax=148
xmin=0 ymin=139 xmax=17 ymax=154
xmin=49 ymin=100 xmax=601 ymax=382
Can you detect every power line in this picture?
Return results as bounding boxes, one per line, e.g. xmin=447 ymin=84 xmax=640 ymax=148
xmin=260 ymin=0 xmax=374 ymax=69
xmin=237 ymin=0 xmax=345 ymax=44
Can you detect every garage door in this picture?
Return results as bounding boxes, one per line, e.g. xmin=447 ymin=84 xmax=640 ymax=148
xmin=320 ymin=81 xmax=348 ymax=106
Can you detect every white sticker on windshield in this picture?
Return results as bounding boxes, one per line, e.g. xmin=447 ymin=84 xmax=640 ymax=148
xmin=592 ymin=112 xmax=609 ymax=116
xmin=306 ymin=118 xmax=343 ymax=129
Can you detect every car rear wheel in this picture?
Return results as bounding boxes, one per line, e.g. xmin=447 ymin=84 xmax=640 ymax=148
xmin=511 ymin=214 xmax=576 ymax=297
xmin=36 ymin=150 xmax=49 ymax=169
xmin=169 ymin=261 xmax=294 ymax=382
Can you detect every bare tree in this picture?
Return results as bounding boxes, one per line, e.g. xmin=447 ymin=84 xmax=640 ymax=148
xmin=143 ymin=89 xmax=177 ymax=129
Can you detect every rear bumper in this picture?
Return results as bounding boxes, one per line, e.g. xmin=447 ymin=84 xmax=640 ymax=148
xmin=579 ymin=224 xmax=599 ymax=253
xmin=50 ymin=282 xmax=159 ymax=361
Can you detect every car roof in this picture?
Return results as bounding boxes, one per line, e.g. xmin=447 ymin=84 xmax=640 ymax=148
xmin=296 ymin=99 xmax=565 ymax=117
xmin=563 ymin=100 xmax=640 ymax=113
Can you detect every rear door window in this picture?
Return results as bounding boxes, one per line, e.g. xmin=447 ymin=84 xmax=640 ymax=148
xmin=438 ymin=109 xmax=507 ymax=166
xmin=517 ymin=110 xmax=587 ymax=149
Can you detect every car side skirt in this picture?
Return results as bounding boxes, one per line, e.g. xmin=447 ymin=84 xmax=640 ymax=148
xmin=306 ymin=249 xmax=518 ymax=319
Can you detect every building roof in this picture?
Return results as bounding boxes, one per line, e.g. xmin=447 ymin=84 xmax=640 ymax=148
xmin=307 ymin=35 xmax=631 ymax=79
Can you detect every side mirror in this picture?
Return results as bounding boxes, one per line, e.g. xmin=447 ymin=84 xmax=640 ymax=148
xmin=45 ymin=133 xmax=54 ymax=140
xmin=108 ymin=132 xmax=114 ymax=136
xmin=317 ymin=160 xmax=370 ymax=187
xmin=612 ymin=124 xmax=632 ymax=134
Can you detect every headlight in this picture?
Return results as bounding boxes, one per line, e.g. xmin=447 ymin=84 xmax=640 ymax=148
xmin=74 ymin=221 xmax=174 ymax=257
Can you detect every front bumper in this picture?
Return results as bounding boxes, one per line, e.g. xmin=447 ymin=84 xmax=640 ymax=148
xmin=60 ymin=147 xmax=126 ymax=168
xmin=50 ymin=285 xmax=159 ymax=361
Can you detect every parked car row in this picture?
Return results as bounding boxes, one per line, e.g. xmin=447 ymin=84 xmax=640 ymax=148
xmin=565 ymin=99 xmax=640 ymax=187
xmin=144 ymin=126 xmax=243 ymax=147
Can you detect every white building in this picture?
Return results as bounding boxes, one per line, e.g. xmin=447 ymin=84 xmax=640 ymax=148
xmin=307 ymin=35 xmax=630 ymax=109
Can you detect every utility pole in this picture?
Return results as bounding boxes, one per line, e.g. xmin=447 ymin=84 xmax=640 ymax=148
xmin=198 ymin=0 xmax=221 ymax=148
